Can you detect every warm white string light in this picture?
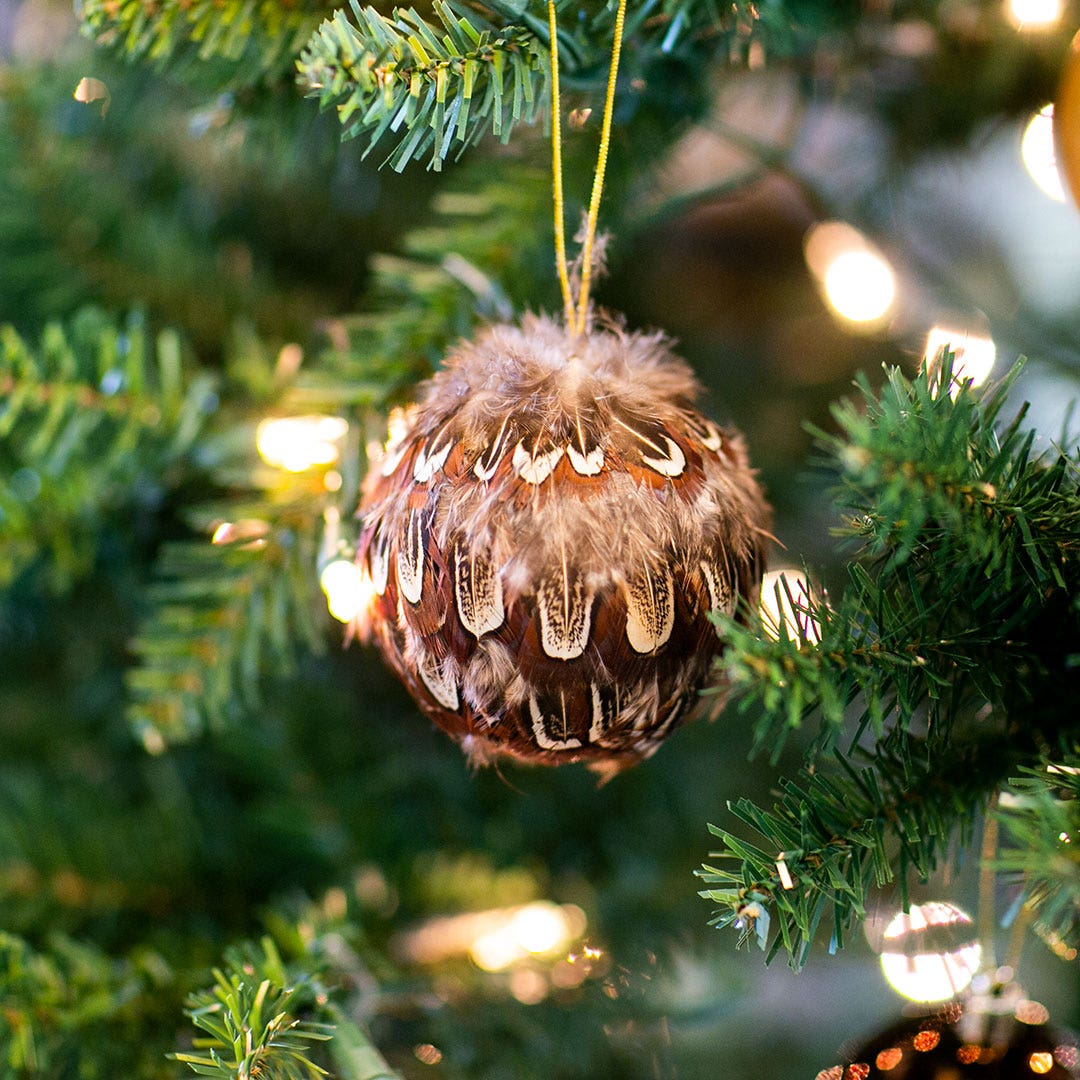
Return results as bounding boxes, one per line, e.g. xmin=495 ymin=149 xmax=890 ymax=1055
xmin=256 ymin=415 xmax=349 ymax=472
xmin=1021 ymin=105 xmax=1068 ymax=202
xmin=804 ymin=221 xmax=897 ymax=328
xmin=320 ymin=559 xmax=377 ymax=623
xmin=878 ymin=901 xmax=982 ymax=1002
xmin=923 ymin=325 xmax=997 ymax=395
xmin=1006 ymin=0 xmax=1064 ymax=29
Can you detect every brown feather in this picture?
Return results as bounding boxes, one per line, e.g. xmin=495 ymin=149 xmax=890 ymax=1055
xmin=355 ymin=315 xmax=770 ymax=773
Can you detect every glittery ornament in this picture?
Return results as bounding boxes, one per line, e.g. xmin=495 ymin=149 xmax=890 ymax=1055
xmin=820 ymin=983 xmax=1080 ymax=1079
xmin=355 ymin=315 xmax=769 ymax=775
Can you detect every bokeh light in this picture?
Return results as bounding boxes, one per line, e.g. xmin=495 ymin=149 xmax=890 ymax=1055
xmin=1022 ymin=106 xmax=1067 ymax=202
xmin=804 ymin=221 xmax=897 ymax=327
xmin=879 ymin=902 xmax=982 ymax=1002
xmin=319 ymin=559 xmax=377 ymax=623
xmin=1029 ymin=1051 xmax=1055 ymax=1074
xmin=923 ymin=325 xmax=997 ymax=391
xmin=256 ymin=415 xmax=349 ymax=472
xmin=470 ymin=902 xmax=586 ymax=971
xmin=759 ymin=570 xmax=822 ymax=645
xmin=399 ymin=901 xmax=588 ymax=978
xmin=1007 ymin=0 xmax=1064 ymax=29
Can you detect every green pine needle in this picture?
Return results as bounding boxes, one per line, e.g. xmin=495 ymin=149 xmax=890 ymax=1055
xmin=702 ymin=357 xmax=1080 ymax=967
xmin=0 ymin=309 xmax=216 ymax=590
xmin=78 ymin=0 xmax=328 ymax=77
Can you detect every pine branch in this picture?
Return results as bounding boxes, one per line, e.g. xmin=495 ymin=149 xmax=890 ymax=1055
xmin=77 ymin=0 xmax=331 ymax=78
xmin=175 ymin=936 xmax=401 ymax=1080
xmin=996 ymin=756 xmax=1080 ymax=953
xmin=0 ymin=309 xmax=215 ymax=590
xmin=1 ymin=59 xmax=387 ymax=346
xmin=175 ymin=947 xmax=333 ymax=1080
xmin=697 ymin=730 xmax=1012 ymax=970
xmin=715 ymin=357 xmax=1080 ymax=756
xmin=701 ymin=359 xmax=1080 ymax=967
xmin=0 ymin=930 xmax=176 ymax=1075
xmin=126 ymin=508 xmax=325 ymax=749
xmin=297 ymin=0 xmax=818 ymax=172
xmin=299 ymin=2 xmax=549 ymax=172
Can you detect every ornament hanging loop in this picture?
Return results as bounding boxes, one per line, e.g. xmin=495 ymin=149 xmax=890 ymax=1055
xmin=547 ymin=0 xmax=575 ymax=328
xmin=547 ymin=0 xmax=628 ymax=336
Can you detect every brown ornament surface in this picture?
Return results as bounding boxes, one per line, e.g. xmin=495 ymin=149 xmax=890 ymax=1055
xmin=1055 ymin=29 xmax=1080 ymax=209
xmin=823 ymin=1004 xmax=1080 ymax=1078
xmin=356 ymin=315 xmax=769 ymax=774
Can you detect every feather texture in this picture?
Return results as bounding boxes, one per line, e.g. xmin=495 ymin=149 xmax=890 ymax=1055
xmin=355 ymin=315 xmax=770 ymax=774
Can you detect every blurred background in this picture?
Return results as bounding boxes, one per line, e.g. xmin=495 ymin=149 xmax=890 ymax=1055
xmin=1 ymin=0 xmax=1078 ymax=1076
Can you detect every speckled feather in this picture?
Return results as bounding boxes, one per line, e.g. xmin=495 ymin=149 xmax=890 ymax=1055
xmin=355 ymin=315 xmax=770 ymax=776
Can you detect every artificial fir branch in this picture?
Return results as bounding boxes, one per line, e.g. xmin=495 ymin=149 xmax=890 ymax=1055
xmin=299 ymin=2 xmax=549 ymax=173
xmin=996 ymin=757 xmax=1080 ymax=953
xmin=175 ymin=935 xmax=401 ymax=1080
xmin=0 ymin=309 xmax=215 ymax=589
xmin=77 ymin=0 xmax=331 ymax=78
xmin=698 ymin=729 xmax=1015 ymax=969
xmin=126 ymin=522 xmax=326 ymax=748
xmin=702 ymin=360 xmax=1080 ymax=966
xmin=0 ymin=929 xmax=177 ymax=1076
xmin=297 ymin=0 xmax=819 ymax=172
xmin=175 ymin=945 xmax=334 ymax=1080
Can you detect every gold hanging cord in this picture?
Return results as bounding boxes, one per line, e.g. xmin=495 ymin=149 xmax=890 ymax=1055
xmin=548 ymin=0 xmax=575 ymax=328
xmin=547 ymin=0 xmax=629 ymax=335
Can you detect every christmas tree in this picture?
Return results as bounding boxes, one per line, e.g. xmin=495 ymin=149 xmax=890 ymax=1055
xmin=1 ymin=0 xmax=1078 ymax=1076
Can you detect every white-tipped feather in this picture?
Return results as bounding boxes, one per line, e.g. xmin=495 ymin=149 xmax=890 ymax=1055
xmin=357 ymin=315 xmax=770 ymax=773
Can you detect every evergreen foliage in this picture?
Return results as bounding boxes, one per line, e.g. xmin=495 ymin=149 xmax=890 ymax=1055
xmin=997 ymin=762 xmax=1080 ymax=953
xmin=0 ymin=929 xmax=174 ymax=1077
xmin=0 ymin=309 xmax=215 ymax=589
xmin=296 ymin=0 xmax=829 ymax=171
xmin=699 ymin=358 xmax=1080 ymax=967
xmin=300 ymin=2 xmax=550 ymax=172
xmin=174 ymin=939 xmax=335 ymax=1079
xmin=78 ymin=0 xmax=330 ymax=79
xmin=2 ymin=0 xmax=1080 ymax=1075
xmin=174 ymin=935 xmax=402 ymax=1080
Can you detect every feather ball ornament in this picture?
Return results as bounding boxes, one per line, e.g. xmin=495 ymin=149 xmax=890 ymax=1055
xmin=355 ymin=315 xmax=769 ymax=775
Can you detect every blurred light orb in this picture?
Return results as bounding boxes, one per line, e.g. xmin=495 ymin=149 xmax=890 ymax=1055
xmin=880 ymin=901 xmax=982 ymax=1002
xmin=413 ymin=1043 xmax=443 ymax=1066
xmin=759 ymin=570 xmax=822 ymax=645
xmin=824 ymin=250 xmax=896 ymax=322
xmin=468 ymin=902 xmax=585 ymax=972
xmin=512 ymin=902 xmax=574 ymax=955
xmin=923 ymin=325 xmax=997 ymax=391
xmin=1007 ymin=0 xmax=1064 ymax=28
xmin=508 ymin=968 xmax=549 ymax=1005
xmin=256 ymin=415 xmax=349 ymax=472
xmin=470 ymin=925 xmax=525 ymax=972
xmin=320 ymin=559 xmax=377 ymax=623
xmin=805 ymin=222 xmax=896 ymax=326
xmin=1022 ymin=106 xmax=1068 ymax=202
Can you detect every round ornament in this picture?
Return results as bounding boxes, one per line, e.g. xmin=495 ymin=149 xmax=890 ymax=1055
xmin=1053 ymin=29 xmax=1080 ymax=208
xmin=820 ymin=985 xmax=1080 ymax=1078
xmin=355 ymin=315 xmax=769 ymax=775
